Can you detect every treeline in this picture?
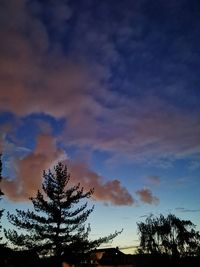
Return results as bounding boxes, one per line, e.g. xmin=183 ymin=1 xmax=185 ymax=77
xmin=0 ymin=154 xmax=200 ymax=267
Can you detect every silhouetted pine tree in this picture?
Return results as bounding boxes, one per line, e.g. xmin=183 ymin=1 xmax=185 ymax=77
xmin=5 ymin=162 xmax=121 ymax=257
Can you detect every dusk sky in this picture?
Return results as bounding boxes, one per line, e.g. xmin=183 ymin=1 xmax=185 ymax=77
xmin=0 ymin=0 xmax=200 ymax=253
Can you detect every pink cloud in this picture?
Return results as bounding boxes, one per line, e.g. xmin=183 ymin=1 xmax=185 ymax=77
xmin=67 ymin=161 xmax=134 ymax=206
xmin=2 ymin=134 xmax=64 ymax=201
xmin=1 ymin=0 xmax=200 ymax=167
xmin=0 ymin=0 xmax=200 ymax=209
xmin=136 ymin=188 xmax=159 ymax=205
xmin=1 ymin=134 xmax=134 ymax=206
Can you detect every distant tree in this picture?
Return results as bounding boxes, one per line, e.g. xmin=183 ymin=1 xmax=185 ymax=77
xmin=137 ymin=213 xmax=200 ymax=257
xmin=5 ymin=162 xmax=121 ymax=258
xmin=0 ymin=154 xmax=4 ymax=242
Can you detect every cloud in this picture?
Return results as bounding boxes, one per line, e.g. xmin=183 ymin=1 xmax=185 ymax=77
xmin=175 ymin=207 xmax=200 ymax=213
xmin=2 ymin=134 xmax=65 ymax=201
xmin=0 ymin=0 xmax=200 ymax=207
xmin=136 ymin=188 xmax=159 ymax=205
xmin=1 ymin=133 xmax=134 ymax=206
xmin=146 ymin=175 xmax=161 ymax=185
xmin=1 ymin=0 xmax=200 ymax=166
xmin=67 ymin=161 xmax=134 ymax=206
xmin=0 ymin=0 xmax=104 ymax=119
xmin=65 ymin=97 xmax=200 ymax=165
xmin=188 ymin=160 xmax=200 ymax=170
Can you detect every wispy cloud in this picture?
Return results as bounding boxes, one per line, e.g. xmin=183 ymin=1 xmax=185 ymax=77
xmin=175 ymin=207 xmax=200 ymax=213
xmin=145 ymin=175 xmax=161 ymax=185
xmin=188 ymin=160 xmax=200 ymax=170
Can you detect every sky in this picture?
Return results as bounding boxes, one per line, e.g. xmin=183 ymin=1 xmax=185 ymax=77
xmin=0 ymin=0 xmax=200 ymax=253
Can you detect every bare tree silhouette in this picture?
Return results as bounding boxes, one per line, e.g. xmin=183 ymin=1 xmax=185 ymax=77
xmin=137 ymin=213 xmax=200 ymax=257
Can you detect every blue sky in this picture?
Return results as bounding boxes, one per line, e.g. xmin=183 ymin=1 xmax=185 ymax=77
xmin=0 ymin=0 xmax=200 ymax=253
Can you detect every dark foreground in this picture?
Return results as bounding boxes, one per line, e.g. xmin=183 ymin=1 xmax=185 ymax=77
xmin=1 ymin=246 xmax=200 ymax=267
